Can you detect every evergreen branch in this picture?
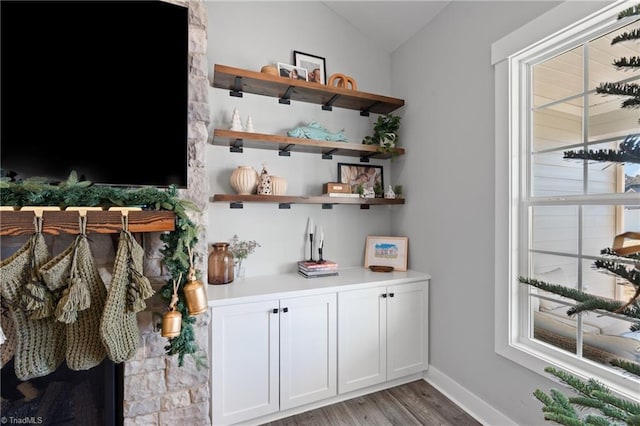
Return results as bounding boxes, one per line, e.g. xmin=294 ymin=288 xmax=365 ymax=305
xmin=601 ymin=247 xmax=640 ymax=261
xmin=595 ymin=390 xmax=640 ymax=417
xmin=593 ymin=259 xmax=640 ymax=287
xmin=610 ymin=358 xmax=640 ymax=376
xmin=611 ymin=29 xmax=640 ymax=45
xmin=612 ymin=56 xmax=640 ymax=69
xmin=596 ymin=82 xmax=640 ymax=104
xmin=543 ymin=412 xmax=584 ymax=426
xmin=627 ymin=414 xmax=640 ymax=426
xmin=563 ymin=149 xmax=640 ymax=164
xmin=583 ymin=415 xmax=615 ymax=426
xmin=616 ymin=4 xmax=640 ymax=20
xmin=621 ymin=97 xmax=640 ymax=109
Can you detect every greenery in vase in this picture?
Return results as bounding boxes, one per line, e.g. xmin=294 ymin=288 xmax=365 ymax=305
xmin=228 ymin=234 xmax=261 ymax=271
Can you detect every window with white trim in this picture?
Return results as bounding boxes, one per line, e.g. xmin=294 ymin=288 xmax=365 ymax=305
xmin=494 ymin=0 xmax=639 ymax=401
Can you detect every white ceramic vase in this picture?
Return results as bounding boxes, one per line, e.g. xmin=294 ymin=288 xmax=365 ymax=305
xmin=230 ymin=166 xmax=258 ymax=195
xmin=270 ymin=176 xmax=287 ymax=195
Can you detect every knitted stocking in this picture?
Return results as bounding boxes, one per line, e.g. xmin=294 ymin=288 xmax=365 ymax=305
xmin=0 ymin=233 xmax=65 ymax=380
xmin=100 ymin=230 xmax=152 ymax=363
xmin=0 ymin=299 xmax=16 ymax=368
xmin=41 ymin=234 xmax=107 ymax=371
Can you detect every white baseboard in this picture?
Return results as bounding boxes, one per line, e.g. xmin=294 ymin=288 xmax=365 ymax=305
xmin=423 ymin=367 xmax=516 ymax=426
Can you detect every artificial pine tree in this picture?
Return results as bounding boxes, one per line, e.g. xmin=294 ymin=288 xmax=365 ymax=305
xmin=518 ymin=5 xmax=640 ymax=424
xmin=564 ymin=4 xmax=640 ymax=164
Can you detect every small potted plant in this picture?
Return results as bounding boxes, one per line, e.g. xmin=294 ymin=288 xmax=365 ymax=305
xmin=362 ymin=113 xmax=402 ymax=158
xmin=394 ymin=185 xmax=403 ymax=199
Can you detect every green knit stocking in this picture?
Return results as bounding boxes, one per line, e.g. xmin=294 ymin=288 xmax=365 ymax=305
xmin=100 ymin=230 xmax=151 ymax=363
xmin=0 ymin=234 xmax=65 ymax=380
xmin=41 ymin=234 xmax=107 ymax=371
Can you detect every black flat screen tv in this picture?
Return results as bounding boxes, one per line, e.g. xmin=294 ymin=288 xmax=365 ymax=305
xmin=1 ymin=0 xmax=189 ymax=188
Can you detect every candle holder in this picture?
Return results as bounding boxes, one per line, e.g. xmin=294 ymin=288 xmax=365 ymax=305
xmin=317 ymin=245 xmax=325 ymax=264
xmin=308 ymin=233 xmax=315 ymax=262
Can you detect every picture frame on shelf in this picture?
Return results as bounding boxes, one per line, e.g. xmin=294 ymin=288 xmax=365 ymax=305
xmin=293 ymin=51 xmax=326 ymax=84
xmin=277 ymin=62 xmax=308 ymax=81
xmin=364 ymin=236 xmax=409 ymax=271
xmin=338 ymin=163 xmax=383 ymax=195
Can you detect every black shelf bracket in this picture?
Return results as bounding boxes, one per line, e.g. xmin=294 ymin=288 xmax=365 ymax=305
xmin=359 ymin=153 xmax=375 ymax=163
xmin=278 ymin=203 xmax=291 ymax=209
xmin=322 ymin=94 xmax=340 ymax=111
xmin=230 ymin=202 xmax=243 ymax=209
xmin=360 ymin=101 xmax=380 ymax=116
xmin=230 ymin=76 xmax=243 ymax=97
xmin=322 ymin=148 xmax=338 ymax=160
xmin=279 ymin=144 xmax=294 ymax=157
xmin=279 ymin=86 xmax=294 ymax=104
xmin=230 ymin=138 xmax=243 ymax=153
xmin=360 ymin=204 xmax=371 ymax=210
xmin=322 ymin=204 xmax=334 ymax=210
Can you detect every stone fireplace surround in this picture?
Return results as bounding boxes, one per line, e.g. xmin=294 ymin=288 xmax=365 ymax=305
xmin=0 ymin=2 xmax=211 ymax=425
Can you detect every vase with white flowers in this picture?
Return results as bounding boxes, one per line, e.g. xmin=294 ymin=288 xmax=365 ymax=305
xmin=228 ymin=234 xmax=261 ymax=279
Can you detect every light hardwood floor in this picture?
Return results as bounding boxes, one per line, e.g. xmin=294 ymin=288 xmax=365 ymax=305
xmin=262 ymin=380 xmax=481 ymax=426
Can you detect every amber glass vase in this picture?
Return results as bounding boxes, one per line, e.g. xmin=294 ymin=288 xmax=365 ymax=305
xmin=208 ymin=242 xmax=234 ymax=284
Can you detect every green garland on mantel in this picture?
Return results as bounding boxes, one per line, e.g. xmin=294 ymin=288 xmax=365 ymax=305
xmin=0 ymin=172 xmax=202 ymax=366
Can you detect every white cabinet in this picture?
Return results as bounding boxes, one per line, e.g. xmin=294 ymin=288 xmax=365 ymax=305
xmin=211 ymin=293 xmax=337 ymax=425
xmin=337 ymin=281 xmax=428 ymax=394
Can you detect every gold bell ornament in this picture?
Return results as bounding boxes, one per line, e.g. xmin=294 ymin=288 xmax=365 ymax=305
xmin=183 ymin=247 xmax=208 ymax=315
xmin=162 ymin=275 xmax=182 ymax=338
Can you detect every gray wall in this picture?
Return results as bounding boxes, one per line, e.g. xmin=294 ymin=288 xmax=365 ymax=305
xmin=206 ymin=1 xmax=611 ymax=424
xmin=207 ymin=2 xmax=397 ymax=276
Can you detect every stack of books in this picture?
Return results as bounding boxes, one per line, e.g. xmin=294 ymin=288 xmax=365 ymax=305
xmin=297 ymin=260 xmax=339 ymax=278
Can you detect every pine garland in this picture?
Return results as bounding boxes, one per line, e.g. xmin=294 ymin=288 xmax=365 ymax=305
xmin=0 ymin=172 xmax=202 ymax=366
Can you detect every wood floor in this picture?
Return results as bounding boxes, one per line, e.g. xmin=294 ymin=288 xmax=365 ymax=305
xmin=262 ymin=380 xmax=481 ymax=426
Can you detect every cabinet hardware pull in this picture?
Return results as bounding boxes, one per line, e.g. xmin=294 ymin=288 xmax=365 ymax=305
xmin=389 ymin=293 xmax=395 ymax=297
xmin=282 ymin=307 xmax=289 ymax=313
xmin=272 ymin=308 xmax=278 ymax=314
xmin=381 ymin=293 xmax=387 ymax=298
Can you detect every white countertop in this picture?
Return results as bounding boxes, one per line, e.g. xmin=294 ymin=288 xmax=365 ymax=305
xmin=207 ymin=267 xmax=430 ymax=307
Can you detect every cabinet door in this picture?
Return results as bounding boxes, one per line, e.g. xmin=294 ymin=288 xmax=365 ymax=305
xmin=211 ymin=300 xmax=279 ymax=425
xmin=386 ymin=281 xmax=429 ymax=380
xmin=279 ymin=293 xmax=337 ymax=410
xmin=337 ymin=286 xmax=387 ymax=393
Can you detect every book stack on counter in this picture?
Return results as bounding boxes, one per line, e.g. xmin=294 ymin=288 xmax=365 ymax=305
xmin=297 ymin=260 xmax=338 ymax=278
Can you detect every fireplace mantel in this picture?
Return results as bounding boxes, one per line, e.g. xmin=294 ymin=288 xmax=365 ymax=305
xmin=0 ymin=210 xmax=175 ymax=236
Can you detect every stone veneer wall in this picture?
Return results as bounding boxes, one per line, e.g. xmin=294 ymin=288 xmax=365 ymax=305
xmin=0 ymin=2 xmax=210 ymax=424
xmin=122 ymin=1 xmax=211 ymax=425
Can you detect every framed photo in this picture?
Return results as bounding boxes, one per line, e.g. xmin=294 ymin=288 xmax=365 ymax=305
xmin=364 ymin=236 xmax=409 ymax=271
xmin=338 ymin=162 xmax=383 ymax=194
xmin=293 ymin=51 xmax=326 ymax=84
xmin=277 ymin=62 xmax=308 ymax=81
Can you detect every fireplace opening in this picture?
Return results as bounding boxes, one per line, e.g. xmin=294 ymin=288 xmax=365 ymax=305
xmin=1 ymin=359 xmax=123 ymax=425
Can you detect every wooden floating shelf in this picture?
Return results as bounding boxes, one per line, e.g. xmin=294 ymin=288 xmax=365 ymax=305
xmin=212 ymin=129 xmax=404 ymax=159
xmin=213 ymin=64 xmax=405 ymax=115
xmin=0 ymin=210 xmax=176 ymax=236
xmin=211 ymin=194 xmax=405 ymax=206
